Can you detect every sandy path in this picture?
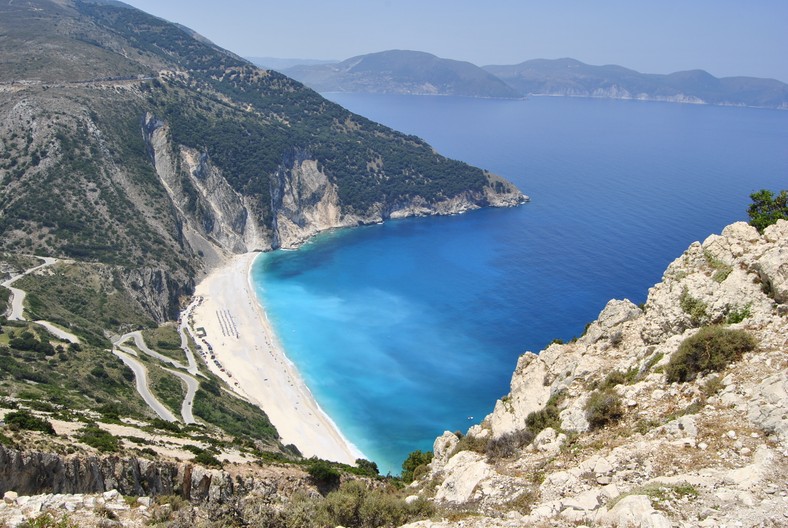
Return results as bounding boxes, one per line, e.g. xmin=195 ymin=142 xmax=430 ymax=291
xmin=189 ymin=253 xmax=362 ymax=464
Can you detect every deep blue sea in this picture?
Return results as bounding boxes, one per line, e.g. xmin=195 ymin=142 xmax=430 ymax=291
xmin=252 ymin=95 xmax=788 ymax=474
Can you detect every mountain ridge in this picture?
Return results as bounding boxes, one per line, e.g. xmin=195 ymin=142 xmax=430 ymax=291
xmin=486 ymin=57 xmax=788 ymax=108
xmin=280 ymin=50 xmax=523 ymax=99
xmin=278 ymin=50 xmax=788 ymax=108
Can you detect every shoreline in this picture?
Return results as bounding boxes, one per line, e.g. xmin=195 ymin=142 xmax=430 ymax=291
xmin=189 ymin=252 xmax=363 ymax=465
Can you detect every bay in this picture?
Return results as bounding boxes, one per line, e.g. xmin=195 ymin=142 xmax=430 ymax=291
xmin=252 ymin=95 xmax=788 ymax=474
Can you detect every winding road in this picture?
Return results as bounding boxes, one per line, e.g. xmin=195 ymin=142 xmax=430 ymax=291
xmin=113 ymin=330 xmax=201 ymax=424
xmin=163 ymin=367 xmax=198 ymax=424
xmin=3 ymin=257 xmax=201 ymax=424
xmin=2 ymin=256 xmax=58 ymax=321
xmin=112 ymin=348 xmax=178 ymax=422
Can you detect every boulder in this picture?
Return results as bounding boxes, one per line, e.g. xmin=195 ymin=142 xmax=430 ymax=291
xmin=600 ymin=495 xmax=671 ymax=528
xmin=434 ymin=451 xmax=492 ymax=504
xmin=431 ymin=432 xmax=459 ymax=472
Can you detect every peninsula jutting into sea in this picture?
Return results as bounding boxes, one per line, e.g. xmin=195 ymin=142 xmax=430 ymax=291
xmin=1 ymin=1 xmax=787 ymax=527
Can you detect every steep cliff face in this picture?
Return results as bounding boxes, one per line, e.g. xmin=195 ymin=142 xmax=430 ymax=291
xmin=143 ymin=113 xmax=271 ymax=261
xmin=406 ymin=220 xmax=788 ymax=528
xmin=0 ymin=444 xmax=308 ymax=503
xmin=144 ymin=114 xmax=527 ymax=254
xmin=270 ymin=154 xmax=349 ymax=250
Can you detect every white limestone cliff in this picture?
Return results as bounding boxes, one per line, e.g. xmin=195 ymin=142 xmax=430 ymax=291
xmin=405 ymin=220 xmax=788 ymax=528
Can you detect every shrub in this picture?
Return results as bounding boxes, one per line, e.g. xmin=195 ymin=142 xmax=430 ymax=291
xmin=353 ymin=458 xmax=379 ymax=477
xmin=525 ymin=391 xmax=565 ymax=435
xmin=726 ymin=303 xmax=752 ymax=324
xmin=307 ymin=458 xmax=341 ymax=486
xmin=78 ymin=423 xmax=119 ymax=452
xmin=679 ymin=287 xmax=708 ymax=327
xmin=666 ymin=326 xmax=756 ymax=383
xmin=584 ymin=389 xmax=623 ymax=430
xmin=748 ymin=189 xmax=787 ymax=233
xmin=17 ymin=512 xmax=78 ymax=528
xmin=486 ymin=429 xmax=534 ymax=460
xmin=451 ymin=433 xmax=489 ymax=457
xmin=193 ymin=450 xmax=222 ymax=468
xmin=704 ymin=251 xmax=733 ymax=283
xmin=400 ymin=450 xmax=433 ymax=484
xmin=4 ymin=410 xmax=56 ymax=435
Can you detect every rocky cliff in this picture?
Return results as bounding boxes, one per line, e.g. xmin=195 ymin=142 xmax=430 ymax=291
xmin=405 ymin=220 xmax=788 ymax=527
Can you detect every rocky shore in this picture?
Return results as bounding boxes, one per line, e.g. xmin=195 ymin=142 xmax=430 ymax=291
xmin=405 ymin=220 xmax=788 ymax=527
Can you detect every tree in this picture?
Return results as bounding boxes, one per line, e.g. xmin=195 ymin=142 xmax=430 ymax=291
xmin=748 ymin=189 xmax=788 ymax=233
xmin=401 ymin=450 xmax=433 ymax=483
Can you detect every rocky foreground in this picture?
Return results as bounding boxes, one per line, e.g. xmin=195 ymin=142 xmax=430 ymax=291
xmin=1 ymin=220 xmax=786 ymax=527
xmin=405 ymin=220 xmax=788 ymax=527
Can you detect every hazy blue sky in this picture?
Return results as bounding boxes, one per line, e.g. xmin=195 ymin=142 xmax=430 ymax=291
xmin=122 ymin=0 xmax=788 ymax=81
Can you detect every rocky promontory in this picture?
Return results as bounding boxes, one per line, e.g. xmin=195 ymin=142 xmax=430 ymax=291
xmin=406 ymin=220 xmax=788 ymax=527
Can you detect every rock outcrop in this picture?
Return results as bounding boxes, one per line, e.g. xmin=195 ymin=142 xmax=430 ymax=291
xmin=406 ymin=220 xmax=788 ymax=527
xmin=143 ymin=113 xmax=526 ymax=258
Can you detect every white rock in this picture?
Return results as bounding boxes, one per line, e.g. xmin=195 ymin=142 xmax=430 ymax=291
xmin=560 ymin=393 xmax=590 ymax=433
xmin=404 ymin=495 xmax=420 ymax=505
xmin=431 ymin=431 xmax=460 ymax=472
xmin=3 ymin=491 xmax=18 ymax=504
xmin=102 ymin=489 xmax=119 ymax=501
xmin=435 ymin=451 xmax=492 ymax=504
xmin=600 ymin=495 xmax=671 ymax=528
xmin=533 ymin=427 xmax=566 ymax=454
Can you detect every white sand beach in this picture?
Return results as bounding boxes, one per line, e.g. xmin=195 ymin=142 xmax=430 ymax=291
xmin=189 ymin=253 xmax=363 ymax=465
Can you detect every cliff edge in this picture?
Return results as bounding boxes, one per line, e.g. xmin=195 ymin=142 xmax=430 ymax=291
xmin=407 ymin=220 xmax=788 ymax=527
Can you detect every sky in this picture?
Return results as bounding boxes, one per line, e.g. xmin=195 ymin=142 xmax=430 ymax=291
xmin=121 ymin=0 xmax=788 ymax=82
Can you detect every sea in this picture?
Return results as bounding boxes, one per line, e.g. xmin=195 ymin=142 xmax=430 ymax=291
xmin=251 ymin=94 xmax=788 ymax=475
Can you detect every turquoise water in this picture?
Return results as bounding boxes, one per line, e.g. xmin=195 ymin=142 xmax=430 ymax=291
xmin=252 ymin=95 xmax=788 ymax=474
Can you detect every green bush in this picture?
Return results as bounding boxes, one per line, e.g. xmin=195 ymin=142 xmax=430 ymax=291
xmin=665 ymin=326 xmax=756 ymax=383
xmin=193 ymin=450 xmax=222 ymax=468
xmin=679 ymin=287 xmax=708 ymax=327
xmin=524 ymin=391 xmax=565 ymax=435
xmin=726 ymin=303 xmax=752 ymax=324
xmin=78 ymin=423 xmax=119 ymax=452
xmin=4 ymin=410 xmax=56 ymax=435
xmin=304 ymin=480 xmax=434 ymax=528
xmin=307 ymin=458 xmax=341 ymax=486
xmin=400 ymin=450 xmax=433 ymax=484
xmin=17 ymin=512 xmax=78 ymax=528
xmin=584 ymin=389 xmax=624 ymax=430
xmin=748 ymin=189 xmax=787 ymax=233
xmin=353 ymin=458 xmax=379 ymax=477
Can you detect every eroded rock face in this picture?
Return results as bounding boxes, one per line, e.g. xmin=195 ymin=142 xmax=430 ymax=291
xmin=409 ymin=221 xmax=788 ymax=527
xmin=144 ymin=113 xmax=270 ymax=259
xmin=143 ymin=113 xmax=526 ymax=264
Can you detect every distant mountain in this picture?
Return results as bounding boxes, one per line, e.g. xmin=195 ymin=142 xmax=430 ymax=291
xmin=282 ymin=50 xmax=523 ymax=99
xmin=484 ymin=58 xmax=788 ymax=109
xmin=246 ymin=56 xmax=338 ymax=71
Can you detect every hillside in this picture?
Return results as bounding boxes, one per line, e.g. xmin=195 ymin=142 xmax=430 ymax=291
xmin=485 ymin=58 xmax=788 ymax=108
xmin=281 ymin=50 xmax=523 ymax=99
xmin=402 ymin=220 xmax=788 ymax=527
xmin=2 ymin=220 xmax=785 ymax=526
xmin=0 ymin=1 xmax=525 ymax=327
